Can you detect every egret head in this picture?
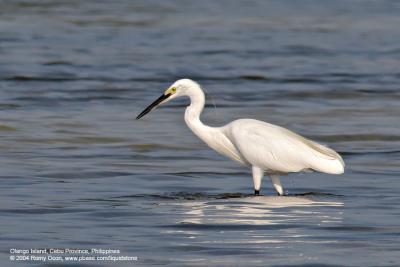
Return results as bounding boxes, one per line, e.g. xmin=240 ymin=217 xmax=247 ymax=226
xmin=136 ymin=79 xmax=199 ymax=119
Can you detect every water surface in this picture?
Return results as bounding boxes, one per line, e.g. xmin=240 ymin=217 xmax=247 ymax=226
xmin=0 ymin=1 xmax=399 ymax=266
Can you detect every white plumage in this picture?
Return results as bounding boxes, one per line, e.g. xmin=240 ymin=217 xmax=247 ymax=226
xmin=136 ymin=79 xmax=345 ymax=196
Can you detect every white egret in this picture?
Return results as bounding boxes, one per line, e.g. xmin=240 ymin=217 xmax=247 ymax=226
xmin=136 ymin=79 xmax=345 ymax=196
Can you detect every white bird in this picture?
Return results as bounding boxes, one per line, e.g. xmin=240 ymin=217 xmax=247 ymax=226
xmin=136 ymin=79 xmax=345 ymax=196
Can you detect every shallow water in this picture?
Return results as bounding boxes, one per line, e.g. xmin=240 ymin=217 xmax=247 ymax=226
xmin=1 ymin=1 xmax=400 ymax=266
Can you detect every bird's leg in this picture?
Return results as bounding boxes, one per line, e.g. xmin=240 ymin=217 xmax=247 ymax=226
xmin=269 ymin=174 xmax=284 ymax=196
xmin=252 ymin=166 xmax=263 ymax=196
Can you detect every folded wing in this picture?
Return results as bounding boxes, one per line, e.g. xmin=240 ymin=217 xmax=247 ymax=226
xmin=228 ymin=119 xmax=344 ymax=174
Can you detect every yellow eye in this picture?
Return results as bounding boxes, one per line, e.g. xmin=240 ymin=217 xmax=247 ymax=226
xmin=165 ymin=87 xmax=177 ymax=95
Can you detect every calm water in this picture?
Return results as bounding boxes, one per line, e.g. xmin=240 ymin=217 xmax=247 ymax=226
xmin=1 ymin=1 xmax=400 ymax=266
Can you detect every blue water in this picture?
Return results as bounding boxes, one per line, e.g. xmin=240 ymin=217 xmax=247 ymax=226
xmin=0 ymin=1 xmax=399 ymax=266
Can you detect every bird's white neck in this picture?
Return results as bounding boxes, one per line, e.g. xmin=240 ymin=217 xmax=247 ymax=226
xmin=184 ymin=86 xmax=214 ymax=142
xmin=182 ymin=83 xmax=246 ymax=165
xmin=185 ymin=85 xmax=205 ymax=119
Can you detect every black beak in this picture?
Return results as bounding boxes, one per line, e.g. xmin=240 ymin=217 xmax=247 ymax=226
xmin=136 ymin=93 xmax=171 ymax=119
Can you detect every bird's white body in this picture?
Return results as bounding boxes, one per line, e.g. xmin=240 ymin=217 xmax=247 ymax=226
xmin=137 ymin=79 xmax=345 ymax=195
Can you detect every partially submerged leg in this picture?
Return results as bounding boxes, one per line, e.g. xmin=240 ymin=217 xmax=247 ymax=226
xmin=269 ymin=174 xmax=284 ymax=196
xmin=252 ymin=166 xmax=263 ymax=195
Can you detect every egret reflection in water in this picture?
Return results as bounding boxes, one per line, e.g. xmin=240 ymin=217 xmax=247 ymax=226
xmin=173 ymin=196 xmax=343 ymax=226
xmin=158 ymin=194 xmax=344 ymax=257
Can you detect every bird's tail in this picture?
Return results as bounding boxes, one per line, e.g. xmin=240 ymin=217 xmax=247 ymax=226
xmin=305 ymin=139 xmax=345 ymax=174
